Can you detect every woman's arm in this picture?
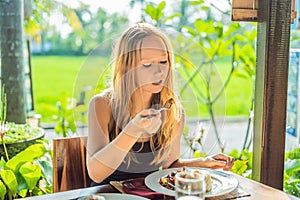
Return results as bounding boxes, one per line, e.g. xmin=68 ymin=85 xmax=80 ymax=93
xmin=86 ymin=95 xmax=135 ymax=183
xmin=164 ymin=112 xmax=234 ymax=171
xmin=170 ymin=153 xmax=234 ymax=171
xmin=86 ymin=95 xmax=162 ymax=183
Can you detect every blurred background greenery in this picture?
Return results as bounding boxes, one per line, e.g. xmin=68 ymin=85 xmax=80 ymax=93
xmin=31 ymin=56 xmax=251 ymax=121
xmin=25 ymin=0 xmax=260 ymax=123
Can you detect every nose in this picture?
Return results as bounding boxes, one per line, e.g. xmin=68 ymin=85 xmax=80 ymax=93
xmin=154 ymin=63 xmax=163 ymax=75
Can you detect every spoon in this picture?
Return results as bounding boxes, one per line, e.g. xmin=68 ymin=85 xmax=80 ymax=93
xmin=157 ymin=98 xmax=175 ymax=112
xmin=141 ymin=98 xmax=175 ymax=118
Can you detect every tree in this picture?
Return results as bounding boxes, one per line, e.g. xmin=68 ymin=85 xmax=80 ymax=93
xmin=0 ymin=0 xmax=26 ymax=123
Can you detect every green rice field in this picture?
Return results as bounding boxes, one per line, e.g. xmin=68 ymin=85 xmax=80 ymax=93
xmin=31 ymin=56 xmax=252 ymax=122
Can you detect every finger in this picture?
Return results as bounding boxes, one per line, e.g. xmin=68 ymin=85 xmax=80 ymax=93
xmin=208 ymin=160 xmax=226 ymax=169
xmin=140 ymin=109 xmax=160 ymax=118
xmin=214 ymin=154 xmax=234 ymax=164
xmin=212 ymin=153 xmax=228 ymax=161
xmin=140 ymin=110 xmax=153 ymax=118
xmin=223 ymin=157 xmax=234 ymax=171
xmin=223 ymin=164 xmax=233 ymax=171
xmin=228 ymin=157 xmax=235 ymax=164
xmin=141 ymin=115 xmax=161 ymax=124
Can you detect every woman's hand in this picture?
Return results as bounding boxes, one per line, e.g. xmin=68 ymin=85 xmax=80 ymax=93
xmin=203 ymin=153 xmax=234 ymax=171
xmin=124 ymin=109 xmax=162 ymax=138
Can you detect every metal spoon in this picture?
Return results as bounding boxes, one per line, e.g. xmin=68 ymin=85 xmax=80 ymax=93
xmin=157 ymin=98 xmax=175 ymax=112
xmin=142 ymin=98 xmax=175 ymax=118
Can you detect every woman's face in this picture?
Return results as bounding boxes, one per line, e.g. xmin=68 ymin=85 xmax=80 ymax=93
xmin=135 ymin=36 xmax=170 ymax=95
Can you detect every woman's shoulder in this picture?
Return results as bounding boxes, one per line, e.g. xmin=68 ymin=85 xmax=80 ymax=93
xmin=89 ymin=89 xmax=113 ymax=110
xmin=91 ymin=89 xmax=112 ymax=101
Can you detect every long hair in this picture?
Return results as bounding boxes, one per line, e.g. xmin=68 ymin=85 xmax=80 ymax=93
xmin=109 ymin=23 xmax=182 ymax=165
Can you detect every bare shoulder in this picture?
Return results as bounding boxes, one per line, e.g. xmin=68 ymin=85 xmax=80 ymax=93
xmin=89 ymin=90 xmax=112 ymax=109
xmin=90 ymin=95 xmax=109 ymax=106
xmin=88 ymin=90 xmax=112 ymax=121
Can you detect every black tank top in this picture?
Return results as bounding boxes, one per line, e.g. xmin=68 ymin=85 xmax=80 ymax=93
xmin=92 ymin=123 xmax=163 ymax=185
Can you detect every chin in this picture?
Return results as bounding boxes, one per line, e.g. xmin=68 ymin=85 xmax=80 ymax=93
xmin=152 ymin=86 xmax=164 ymax=93
xmin=152 ymin=90 xmax=162 ymax=94
xmin=142 ymin=84 xmax=163 ymax=94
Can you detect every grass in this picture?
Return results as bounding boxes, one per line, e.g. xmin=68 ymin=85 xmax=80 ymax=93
xmin=217 ymin=58 xmax=253 ymax=116
xmin=177 ymin=56 xmax=253 ymax=119
xmin=31 ymin=56 xmax=110 ymax=122
xmin=31 ymin=56 xmax=253 ymax=122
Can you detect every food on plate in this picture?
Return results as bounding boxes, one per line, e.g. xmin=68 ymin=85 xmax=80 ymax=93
xmin=192 ymin=168 xmax=212 ymax=192
xmin=159 ymin=167 xmax=212 ymax=192
xmin=77 ymin=194 xmax=106 ymax=200
xmin=159 ymin=167 xmax=186 ymax=189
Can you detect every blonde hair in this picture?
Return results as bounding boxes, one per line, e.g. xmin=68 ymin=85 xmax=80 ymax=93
xmin=109 ymin=23 xmax=182 ymax=165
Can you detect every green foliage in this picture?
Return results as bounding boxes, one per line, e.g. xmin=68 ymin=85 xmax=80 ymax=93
xmin=0 ymin=85 xmax=7 ymax=123
xmin=286 ymin=147 xmax=300 ymax=160
xmin=233 ymin=29 xmax=257 ymax=80
xmin=231 ymin=160 xmax=248 ymax=175
xmin=0 ymin=170 xmax=18 ymax=197
xmin=0 ymin=142 xmax=52 ymax=199
xmin=4 ymin=123 xmax=43 ymax=143
xmin=228 ymin=149 xmax=252 ymax=177
xmin=0 ymin=181 xmax=6 ymax=200
xmin=26 ymin=1 xmax=129 ymax=55
xmin=194 ymin=150 xmax=207 ymax=158
xmin=144 ymin=1 xmax=166 ymax=23
xmin=6 ymin=144 xmax=46 ymax=171
xmin=290 ymin=29 xmax=300 ymax=48
xmin=174 ymin=7 xmax=254 ymax=150
xmin=53 ymin=93 xmax=77 ymax=137
xmin=228 ymin=147 xmax=300 ymax=197
xmin=144 ymin=1 xmax=180 ymax=27
xmin=19 ymin=162 xmax=41 ymax=190
xmin=284 ymin=148 xmax=300 ymax=197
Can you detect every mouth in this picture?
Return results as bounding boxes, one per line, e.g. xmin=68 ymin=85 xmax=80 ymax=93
xmin=152 ymin=80 xmax=163 ymax=85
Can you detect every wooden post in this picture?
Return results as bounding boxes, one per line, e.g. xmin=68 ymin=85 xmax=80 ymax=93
xmin=252 ymin=0 xmax=291 ymax=190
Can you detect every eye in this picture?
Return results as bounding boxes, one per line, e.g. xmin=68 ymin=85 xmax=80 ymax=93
xmin=143 ymin=63 xmax=152 ymax=67
xmin=160 ymin=60 xmax=167 ymax=64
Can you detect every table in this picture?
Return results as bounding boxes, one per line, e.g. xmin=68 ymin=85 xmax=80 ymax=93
xmin=20 ymin=173 xmax=299 ymax=200
xmin=234 ymin=175 xmax=298 ymax=200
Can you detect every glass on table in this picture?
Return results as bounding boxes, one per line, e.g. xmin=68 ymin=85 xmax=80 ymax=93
xmin=175 ymin=171 xmax=206 ymax=200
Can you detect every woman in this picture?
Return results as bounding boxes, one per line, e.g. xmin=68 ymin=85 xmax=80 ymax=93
xmin=87 ymin=23 xmax=234 ymax=185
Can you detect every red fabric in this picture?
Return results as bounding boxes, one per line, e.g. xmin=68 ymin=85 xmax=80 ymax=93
xmin=122 ymin=177 xmax=168 ymax=200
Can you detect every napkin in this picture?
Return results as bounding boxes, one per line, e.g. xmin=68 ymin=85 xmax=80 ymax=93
xmin=110 ymin=178 xmax=168 ymax=200
xmin=110 ymin=178 xmax=251 ymax=200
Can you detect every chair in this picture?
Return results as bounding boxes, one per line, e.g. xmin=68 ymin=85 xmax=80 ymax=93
xmin=53 ymin=136 xmax=93 ymax=192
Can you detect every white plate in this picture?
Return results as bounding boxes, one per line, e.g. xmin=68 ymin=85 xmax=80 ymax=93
xmin=145 ymin=168 xmax=238 ymax=197
xmin=78 ymin=193 xmax=149 ymax=200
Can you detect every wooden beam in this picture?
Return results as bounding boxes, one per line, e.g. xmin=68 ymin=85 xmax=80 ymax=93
xmin=252 ymin=0 xmax=291 ymax=190
xmin=232 ymin=9 xmax=258 ymax=22
xmin=232 ymin=0 xmax=258 ymax=21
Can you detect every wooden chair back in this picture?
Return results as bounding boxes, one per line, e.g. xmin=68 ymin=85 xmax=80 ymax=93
xmin=53 ymin=136 xmax=92 ymax=192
